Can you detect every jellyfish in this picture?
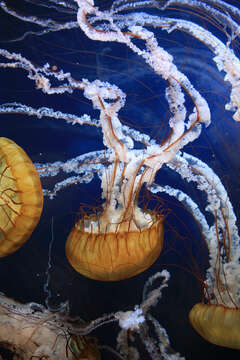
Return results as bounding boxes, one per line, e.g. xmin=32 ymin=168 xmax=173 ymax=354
xmin=0 ymin=293 xmax=102 ymax=360
xmin=186 ymin=157 xmax=240 ymax=349
xmin=0 ymin=0 xmax=240 ymax=356
xmin=64 ymin=78 xmax=167 ymax=281
xmin=0 ymin=269 xmax=183 ymax=360
xmin=162 ymin=151 xmax=240 ymax=349
xmin=0 ymin=137 xmax=43 ymax=257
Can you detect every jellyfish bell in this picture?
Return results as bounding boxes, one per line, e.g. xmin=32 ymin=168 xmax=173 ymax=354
xmin=189 ymin=303 xmax=240 ymax=349
xmin=189 ymin=272 xmax=240 ymax=350
xmin=66 ymin=204 xmax=165 ymax=281
xmin=0 ymin=137 xmax=43 ymax=257
xmin=189 ymin=251 xmax=240 ymax=349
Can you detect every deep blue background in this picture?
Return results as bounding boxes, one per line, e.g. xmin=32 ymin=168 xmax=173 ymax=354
xmin=0 ymin=0 xmax=240 ymax=359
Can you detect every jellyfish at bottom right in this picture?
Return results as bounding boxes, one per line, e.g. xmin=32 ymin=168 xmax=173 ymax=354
xmin=189 ymin=303 xmax=240 ymax=349
xmin=189 ymin=251 xmax=240 ymax=349
xmin=177 ymin=154 xmax=240 ymax=350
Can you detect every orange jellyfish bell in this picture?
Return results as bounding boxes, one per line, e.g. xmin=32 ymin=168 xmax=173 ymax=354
xmin=0 ymin=137 xmax=43 ymax=257
xmin=189 ymin=303 xmax=240 ymax=349
xmin=66 ymin=210 xmax=164 ymax=281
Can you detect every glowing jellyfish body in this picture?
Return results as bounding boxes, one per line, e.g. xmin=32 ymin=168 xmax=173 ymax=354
xmin=66 ymin=212 xmax=164 ymax=281
xmin=189 ymin=303 xmax=240 ymax=349
xmin=189 ymin=261 xmax=240 ymax=350
xmin=0 ymin=137 xmax=43 ymax=257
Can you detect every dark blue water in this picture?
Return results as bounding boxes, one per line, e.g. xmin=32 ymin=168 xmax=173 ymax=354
xmin=0 ymin=1 xmax=240 ymax=359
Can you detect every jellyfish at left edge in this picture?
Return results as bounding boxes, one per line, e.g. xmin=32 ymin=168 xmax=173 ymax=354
xmin=0 ymin=137 xmax=43 ymax=257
